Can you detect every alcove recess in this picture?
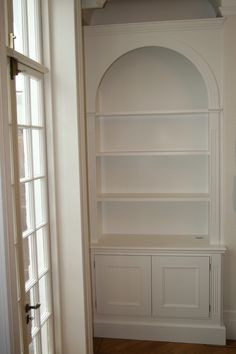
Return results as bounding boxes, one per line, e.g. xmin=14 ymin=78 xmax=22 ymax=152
xmin=88 ymin=46 xmax=219 ymax=248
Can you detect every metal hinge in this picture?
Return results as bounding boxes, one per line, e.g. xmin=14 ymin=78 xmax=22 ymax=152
xmin=9 ymin=57 xmax=21 ymax=80
xmin=95 ymin=298 xmax=97 ymax=309
xmin=209 ymin=304 xmax=211 ymax=314
xmin=93 ymin=259 xmax=96 ymax=268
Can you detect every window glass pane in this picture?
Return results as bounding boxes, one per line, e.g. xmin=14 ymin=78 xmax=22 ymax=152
xmin=41 ymin=321 xmax=51 ymax=354
xmin=20 ymin=182 xmax=34 ymax=234
xmin=18 ymin=128 xmax=32 ymax=180
xmin=13 ymin=0 xmax=41 ymax=62
xmin=34 ymin=178 xmax=46 ymax=227
xmin=13 ymin=0 xmax=24 ymax=54
xmin=39 ymin=275 xmax=48 ymax=321
xmin=23 ymin=235 xmax=36 ymax=285
xmin=28 ymin=335 xmax=39 ymax=354
xmin=36 ymin=227 xmax=48 ymax=275
xmin=27 ymin=0 xmax=39 ymax=61
xmin=32 ymin=129 xmax=44 ymax=176
xmin=16 ymin=74 xmax=29 ymax=125
xmin=30 ymin=78 xmax=42 ymax=126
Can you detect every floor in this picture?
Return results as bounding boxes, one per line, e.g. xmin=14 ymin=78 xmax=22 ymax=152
xmin=94 ymin=338 xmax=236 ymax=354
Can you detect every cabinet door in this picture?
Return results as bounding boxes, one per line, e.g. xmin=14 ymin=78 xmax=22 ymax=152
xmin=152 ymin=256 xmax=210 ymax=319
xmin=94 ymin=255 xmax=151 ymax=316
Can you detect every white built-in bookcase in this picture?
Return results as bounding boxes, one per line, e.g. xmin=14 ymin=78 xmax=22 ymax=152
xmin=84 ymin=20 xmax=226 ymax=344
xmin=87 ymin=45 xmax=220 ymax=247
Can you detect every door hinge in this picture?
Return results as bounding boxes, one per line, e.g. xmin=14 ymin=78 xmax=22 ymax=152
xmin=93 ymin=259 xmax=96 ymax=268
xmin=10 ymin=57 xmax=21 ymax=80
xmin=95 ymin=298 xmax=97 ymax=310
xmin=209 ymin=304 xmax=211 ymax=314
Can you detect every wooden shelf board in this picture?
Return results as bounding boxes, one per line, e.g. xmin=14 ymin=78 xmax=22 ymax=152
xmin=96 ymin=150 xmax=210 ymax=157
xmin=94 ymin=109 xmax=209 ymax=117
xmin=90 ymin=234 xmax=226 ymax=252
xmin=97 ymin=193 xmax=210 ymax=202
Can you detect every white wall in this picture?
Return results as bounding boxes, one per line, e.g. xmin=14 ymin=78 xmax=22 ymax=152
xmin=222 ymin=14 xmax=236 ymax=339
xmin=85 ymin=0 xmax=216 ymax=25
xmin=49 ymin=0 xmax=92 ymax=353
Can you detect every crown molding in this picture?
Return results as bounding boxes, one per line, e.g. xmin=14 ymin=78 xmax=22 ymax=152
xmin=84 ymin=18 xmax=225 ymax=36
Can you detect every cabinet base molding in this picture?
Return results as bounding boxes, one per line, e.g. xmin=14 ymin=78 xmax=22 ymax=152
xmin=94 ymin=320 xmax=226 ymax=345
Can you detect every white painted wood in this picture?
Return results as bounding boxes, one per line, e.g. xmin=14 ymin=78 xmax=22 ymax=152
xmin=87 ymin=113 xmax=100 ymax=242
xmin=209 ymin=112 xmax=221 ymax=244
xmin=96 ymin=150 xmax=210 ymax=156
xmin=93 ymin=109 xmax=210 ymax=116
xmin=94 ymin=320 xmax=226 ymax=345
xmin=84 ymin=16 xmax=225 ymax=345
xmin=99 ymin=155 xmax=208 ymax=194
xmin=84 ymin=19 xmax=222 ymax=112
xmin=91 ymin=238 xmax=226 ymax=253
xmin=97 ymin=114 xmax=208 ymax=153
xmin=92 ymin=251 xmax=225 ymax=344
xmin=101 ymin=202 xmax=208 ymax=236
xmin=94 ymin=255 xmax=151 ymax=316
xmin=97 ymin=193 xmax=210 ymax=202
xmin=48 ymin=0 xmax=93 ymax=353
xmin=152 ymin=256 xmax=210 ymax=319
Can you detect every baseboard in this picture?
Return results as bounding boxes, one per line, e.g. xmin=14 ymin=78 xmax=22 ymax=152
xmin=94 ymin=320 xmax=226 ymax=345
xmin=224 ymin=310 xmax=236 ymax=340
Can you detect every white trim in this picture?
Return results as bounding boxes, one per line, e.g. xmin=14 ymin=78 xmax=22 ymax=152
xmin=84 ymin=26 xmax=221 ymax=110
xmin=74 ymin=0 xmax=94 ymax=353
xmin=94 ymin=320 xmax=226 ymax=345
xmin=224 ymin=310 xmax=236 ymax=340
xmin=0 ymin=1 xmax=20 ymax=352
xmin=84 ymin=18 xmax=225 ymax=36
xmin=6 ymin=47 xmax=48 ymax=74
xmin=41 ymin=0 xmax=63 ymax=353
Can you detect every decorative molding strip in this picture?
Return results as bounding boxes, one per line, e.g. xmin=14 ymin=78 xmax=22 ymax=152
xmin=84 ymin=18 xmax=225 ymax=36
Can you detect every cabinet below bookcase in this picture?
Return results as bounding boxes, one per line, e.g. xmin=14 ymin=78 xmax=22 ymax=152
xmin=91 ymin=248 xmax=226 ymax=345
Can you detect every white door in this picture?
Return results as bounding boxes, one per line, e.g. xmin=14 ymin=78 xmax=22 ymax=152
xmin=9 ymin=63 xmax=54 ymax=354
xmin=152 ymin=256 xmax=210 ymax=319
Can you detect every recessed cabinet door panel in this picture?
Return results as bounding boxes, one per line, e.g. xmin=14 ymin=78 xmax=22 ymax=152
xmin=95 ymin=255 xmax=151 ymax=316
xmin=152 ymin=256 xmax=210 ymax=319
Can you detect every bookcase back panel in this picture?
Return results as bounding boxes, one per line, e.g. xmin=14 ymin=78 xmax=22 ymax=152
xmin=101 ymin=201 xmax=208 ymax=235
xmin=97 ymin=47 xmax=208 ymax=112
xmin=99 ymin=156 xmax=208 ymax=193
xmin=97 ymin=115 xmax=208 ymax=152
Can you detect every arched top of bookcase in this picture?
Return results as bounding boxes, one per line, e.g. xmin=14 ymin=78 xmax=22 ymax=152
xmin=86 ymin=36 xmax=220 ymax=111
